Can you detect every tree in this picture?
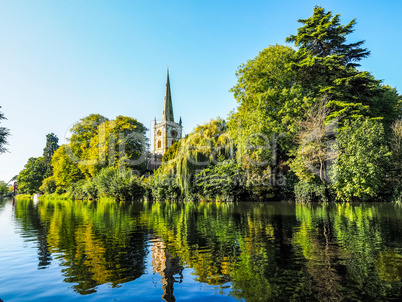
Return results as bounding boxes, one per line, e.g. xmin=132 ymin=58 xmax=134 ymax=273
xmin=17 ymin=157 xmax=47 ymax=194
xmin=290 ymin=100 xmax=338 ymax=184
xmin=86 ymin=115 xmax=148 ymax=175
xmin=389 ymin=120 xmax=402 ymax=200
xmin=286 ymin=6 xmax=401 ymax=135
xmin=0 ymin=106 xmax=10 ymax=153
xmin=228 ymin=45 xmax=305 ymax=173
xmin=332 ymin=118 xmax=390 ymax=201
xmin=286 ymin=6 xmax=370 ymax=66
xmin=43 ymin=133 xmax=59 ymax=177
xmin=0 ymin=180 xmax=8 ymax=196
xmin=151 ymin=118 xmax=233 ymax=200
xmin=68 ymin=114 xmax=108 ymax=179
xmin=48 ymin=145 xmax=84 ymax=193
xmin=66 ymin=114 xmax=148 ymax=178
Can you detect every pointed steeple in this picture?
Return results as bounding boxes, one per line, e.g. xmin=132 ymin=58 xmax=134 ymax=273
xmin=162 ymin=67 xmax=174 ymax=122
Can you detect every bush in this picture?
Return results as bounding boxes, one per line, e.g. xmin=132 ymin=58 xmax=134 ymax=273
xmin=147 ymin=172 xmax=181 ymax=201
xmin=95 ymin=167 xmax=145 ymax=201
xmin=195 ymin=161 xmax=245 ymax=202
xmin=294 ymin=180 xmax=330 ymax=203
xmin=39 ymin=176 xmax=56 ymax=194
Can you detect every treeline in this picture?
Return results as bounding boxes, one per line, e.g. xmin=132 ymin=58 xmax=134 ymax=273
xmin=16 ymin=6 xmax=402 ymax=202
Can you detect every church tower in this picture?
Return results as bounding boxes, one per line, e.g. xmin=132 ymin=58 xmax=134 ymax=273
xmin=153 ymin=68 xmax=183 ymax=155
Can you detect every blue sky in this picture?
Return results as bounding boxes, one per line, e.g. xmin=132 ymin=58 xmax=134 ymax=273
xmin=0 ymin=0 xmax=401 ymax=183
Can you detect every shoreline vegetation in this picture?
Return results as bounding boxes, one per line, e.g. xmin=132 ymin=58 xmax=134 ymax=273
xmin=11 ymin=6 xmax=402 ymax=203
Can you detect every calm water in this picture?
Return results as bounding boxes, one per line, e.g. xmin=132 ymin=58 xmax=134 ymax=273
xmin=1 ymin=198 xmax=402 ymax=301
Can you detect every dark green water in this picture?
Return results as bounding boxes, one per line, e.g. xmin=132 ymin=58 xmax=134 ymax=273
xmin=1 ymin=197 xmax=402 ymax=301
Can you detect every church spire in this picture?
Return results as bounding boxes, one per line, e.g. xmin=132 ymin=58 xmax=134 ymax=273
xmin=162 ymin=67 xmax=174 ymax=122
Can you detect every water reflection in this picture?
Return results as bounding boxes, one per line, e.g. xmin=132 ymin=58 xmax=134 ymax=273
xmin=12 ymin=198 xmax=402 ymax=301
xmin=151 ymin=236 xmax=183 ymax=302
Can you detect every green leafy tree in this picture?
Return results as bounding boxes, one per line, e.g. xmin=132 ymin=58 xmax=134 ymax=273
xmin=228 ymin=45 xmax=303 ymax=168
xmin=389 ymin=120 xmax=402 ymax=200
xmin=332 ymin=118 xmax=390 ymax=201
xmin=286 ymin=6 xmax=401 ymax=133
xmin=195 ymin=160 xmax=244 ymax=201
xmin=43 ymin=133 xmax=59 ymax=177
xmin=85 ymin=115 xmax=148 ymax=176
xmin=68 ymin=114 xmax=108 ymax=179
xmin=17 ymin=157 xmax=47 ymax=194
xmin=0 ymin=106 xmax=10 ymax=153
xmin=152 ymin=118 xmax=233 ymax=200
xmin=49 ymin=145 xmax=84 ymax=193
xmin=286 ymin=6 xmax=369 ymax=66
xmin=0 ymin=180 xmax=8 ymax=195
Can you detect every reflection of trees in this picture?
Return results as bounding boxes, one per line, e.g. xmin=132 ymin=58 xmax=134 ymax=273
xmin=294 ymin=203 xmax=402 ymax=301
xmin=141 ymin=202 xmax=310 ymax=301
xmin=14 ymin=197 xmax=52 ymax=269
xmin=15 ymin=198 xmax=148 ymax=295
xmin=13 ymin=198 xmax=402 ymax=301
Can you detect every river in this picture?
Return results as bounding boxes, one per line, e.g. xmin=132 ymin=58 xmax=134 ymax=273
xmin=0 ymin=197 xmax=402 ymax=301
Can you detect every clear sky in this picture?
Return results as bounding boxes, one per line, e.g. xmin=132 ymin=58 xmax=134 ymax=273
xmin=0 ymin=0 xmax=401 ymax=183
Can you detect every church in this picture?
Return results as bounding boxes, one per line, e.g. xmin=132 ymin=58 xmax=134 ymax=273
xmin=153 ymin=68 xmax=183 ymax=155
xmin=147 ymin=69 xmax=182 ymax=170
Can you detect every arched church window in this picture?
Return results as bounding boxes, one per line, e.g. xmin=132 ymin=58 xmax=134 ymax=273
xmin=157 ymin=130 xmax=162 ymax=137
xmin=157 ymin=140 xmax=161 ymax=148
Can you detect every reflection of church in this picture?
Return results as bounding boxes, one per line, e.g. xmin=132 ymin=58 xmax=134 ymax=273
xmin=151 ymin=236 xmax=183 ymax=302
xmin=153 ymin=68 xmax=183 ymax=155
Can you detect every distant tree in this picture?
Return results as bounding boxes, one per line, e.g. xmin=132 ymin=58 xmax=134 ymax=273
xmin=43 ymin=133 xmax=59 ymax=165
xmin=0 ymin=106 xmax=10 ymax=153
xmin=78 ymin=115 xmax=148 ymax=177
xmin=17 ymin=157 xmax=47 ymax=194
xmin=0 ymin=180 xmax=8 ymax=195
xmin=49 ymin=145 xmax=84 ymax=193
xmin=43 ymin=133 xmax=59 ymax=177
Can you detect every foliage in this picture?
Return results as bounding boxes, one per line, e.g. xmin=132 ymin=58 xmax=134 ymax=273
xmin=42 ymin=114 xmax=148 ymax=194
xmin=43 ymin=133 xmax=59 ymax=177
xmin=286 ymin=6 xmax=401 ymax=133
xmin=162 ymin=140 xmax=181 ymax=163
xmin=0 ymin=106 xmax=10 ymax=153
xmin=151 ymin=118 xmax=233 ymax=200
xmin=286 ymin=6 xmax=369 ymax=66
xmin=0 ymin=180 xmax=9 ymax=195
xmin=228 ymin=44 xmax=303 ymax=170
xmin=68 ymin=114 xmax=148 ymax=178
xmin=389 ymin=120 xmax=402 ymax=201
xmin=17 ymin=157 xmax=47 ymax=194
xmin=39 ymin=176 xmax=57 ymax=194
xmin=69 ymin=167 xmax=145 ymax=201
xmin=294 ymin=180 xmax=330 ymax=203
xmin=195 ymin=160 xmax=245 ymax=201
xmin=95 ymin=167 xmax=145 ymax=200
xmin=332 ymin=118 xmax=390 ymax=201
xmin=289 ymin=100 xmax=338 ymax=184
xmin=49 ymin=145 xmax=84 ymax=193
